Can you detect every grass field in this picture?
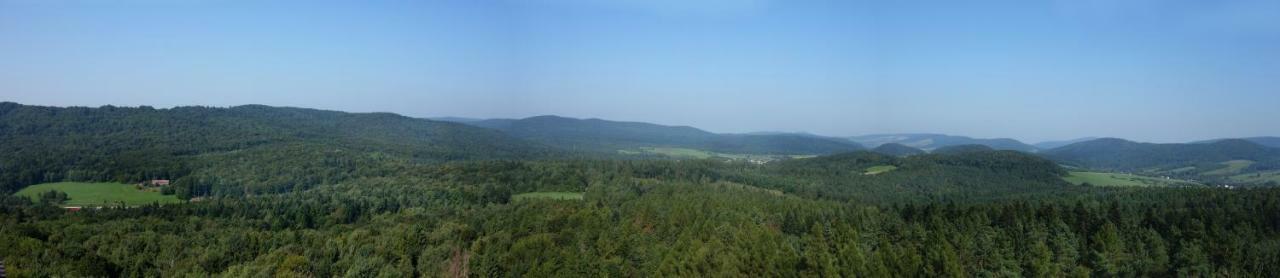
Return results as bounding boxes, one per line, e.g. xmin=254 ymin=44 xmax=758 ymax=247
xmin=512 ymin=192 xmax=584 ymax=201
xmin=864 ymin=165 xmax=898 ymax=175
xmin=1227 ymin=171 xmax=1280 ymax=184
xmin=1064 ymin=172 xmax=1201 ymax=187
xmin=1202 ymin=160 xmax=1255 ymax=176
xmin=14 ymin=182 xmax=181 ymax=206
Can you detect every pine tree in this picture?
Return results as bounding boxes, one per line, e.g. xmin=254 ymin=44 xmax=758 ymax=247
xmin=1089 ymin=222 xmax=1128 ymax=276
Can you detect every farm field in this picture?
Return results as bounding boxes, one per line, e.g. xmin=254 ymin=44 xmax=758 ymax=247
xmin=512 ymin=192 xmax=584 ymax=201
xmin=14 ymin=182 xmax=181 ymax=206
xmin=1064 ymin=172 xmax=1201 ymax=187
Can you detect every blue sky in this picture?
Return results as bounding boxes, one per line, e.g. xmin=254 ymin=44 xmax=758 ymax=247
xmin=1 ymin=0 xmax=1277 ymax=143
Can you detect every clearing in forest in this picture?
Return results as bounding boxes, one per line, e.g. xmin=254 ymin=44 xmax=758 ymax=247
xmin=14 ymin=182 xmax=181 ymax=206
xmin=864 ymin=165 xmax=898 ymax=175
xmin=512 ymin=192 xmax=584 ymax=201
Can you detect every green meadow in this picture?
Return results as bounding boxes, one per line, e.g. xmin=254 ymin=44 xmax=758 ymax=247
xmin=14 ymin=182 xmax=181 ymax=206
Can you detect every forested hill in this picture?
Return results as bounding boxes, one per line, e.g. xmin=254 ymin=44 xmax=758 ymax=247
xmin=869 ymin=143 xmax=926 ymax=157
xmin=931 ymin=144 xmax=997 ymax=155
xmin=449 ymin=115 xmax=864 ymax=155
xmin=756 ymin=150 xmax=1074 ymax=203
xmin=0 ymin=102 xmax=557 ymax=195
xmin=1033 ymin=137 xmax=1099 ymax=150
xmin=1042 ymin=138 xmax=1280 ymax=171
xmin=847 ymin=133 xmax=1038 ymax=152
xmin=1193 ymin=137 xmax=1280 ymax=148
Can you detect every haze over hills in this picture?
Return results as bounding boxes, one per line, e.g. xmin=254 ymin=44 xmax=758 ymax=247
xmin=440 ymin=115 xmax=864 ymax=155
xmin=1034 ymin=137 xmax=1099 ymax=150
xmin=847 ymin=133 xmax=1039 ymax=152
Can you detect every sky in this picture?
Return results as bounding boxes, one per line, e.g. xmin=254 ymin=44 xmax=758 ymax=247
xmin=1 ymin=0 xmax=1277 ymax=143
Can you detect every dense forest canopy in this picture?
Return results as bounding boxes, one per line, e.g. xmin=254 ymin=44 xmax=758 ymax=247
xmin=2 ymin=102 xmax=1279 ymax=276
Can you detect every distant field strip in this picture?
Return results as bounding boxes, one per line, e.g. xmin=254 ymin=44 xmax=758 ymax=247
xmin=1228 ymin=171 xmax=1280 ymax=184
xmin=622 ymin=147 xmax=816 ymax=161
xmin=512 ymin=192 xmax=584 ymax=201
xmin=864 ymin=165 xmax=898 ymax=175
xmin=1064 ymin=172 xmax=1201 ymax=187
xmin=14 ymin=182 xmax=181 ymax=206
xmin=1202 ymin=160 xmax=1254 ymax=176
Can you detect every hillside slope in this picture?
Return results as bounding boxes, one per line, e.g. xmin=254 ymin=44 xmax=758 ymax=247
xmin=0 ymin=102 xmax=555 ymax=195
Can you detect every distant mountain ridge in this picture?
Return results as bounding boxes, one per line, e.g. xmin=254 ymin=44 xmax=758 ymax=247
xmin=444 ymin=115 xmax=864 ymax=155
xmin=1034 ymin=137 xmax=1099 ymax=150
xmin=870 ymin=143 xmax=927 ymax=157
xmin=847 ymin=133 xmax=1038 ymax=152
xmin=1041 ymin=138 xmax=1280 ymax=171
xmin=1192 ymin=137 xmax=1280 ymax=149
xmin=931 ymin=144 xmax=998 ymax=155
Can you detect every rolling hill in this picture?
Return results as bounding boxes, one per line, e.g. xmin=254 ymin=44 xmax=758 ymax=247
xmin=0 ymin=102 xmax=556 ymax=195
xmin=447 ymin=115 xmax=864 ymax=155
xmin=1041 ymin=138 xmax=1280 ymax=171
xmin=847 ymin=133 xmax=1038 ymax=152
xmin=1192 ymin=137 xmax=1280 ymax=148
xmin=1041 ymin=138 xmax=1280 ymax=185
xmin=869 ymin=143 xmax=927 ymax=157
xmin=931 ymin=144 xmax=997 ymax=155
xmin=1034 ymin=137 xmax=1099 ymax=150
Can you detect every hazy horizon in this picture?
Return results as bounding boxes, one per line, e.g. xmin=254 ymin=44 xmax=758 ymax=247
xmin=3 ymin=0 xmax=1278 ymax=143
